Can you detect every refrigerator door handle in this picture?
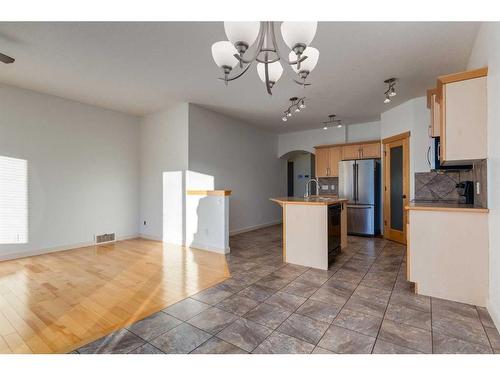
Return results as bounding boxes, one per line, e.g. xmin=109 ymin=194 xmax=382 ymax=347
xmin=355 ymin=163 xmax=359 ymax=202
xmin=352 ymin=163 xmax=357 ymax=203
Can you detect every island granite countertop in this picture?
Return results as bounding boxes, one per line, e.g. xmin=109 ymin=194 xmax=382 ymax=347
xmin=270 ymin=196 xmax=348 ymax=206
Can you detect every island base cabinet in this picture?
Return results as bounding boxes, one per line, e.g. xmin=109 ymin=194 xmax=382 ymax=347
xmin=285 ymin=205 xmax=329 ymax=270
xmin=407 ymin=209 xmax=489 ymax=307
xmin=283 ymin=204 xmax=347 ymax=270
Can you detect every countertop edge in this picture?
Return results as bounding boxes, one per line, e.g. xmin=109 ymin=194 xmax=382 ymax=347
xmin=270 ymin=197 xmax=349 ymax=206
xmin=405 ymin=205 xmax=489 ymax=213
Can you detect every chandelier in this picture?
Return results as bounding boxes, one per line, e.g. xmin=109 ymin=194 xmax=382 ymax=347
xmin=211 ymin=22 xmax=319 ymax=95
xmin=282 ymin=97 xmax=306 ymax=122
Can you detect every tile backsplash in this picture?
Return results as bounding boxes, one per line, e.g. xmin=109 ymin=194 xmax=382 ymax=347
xmin=414 ymin=160 xmax=487 ymax=207
xmin=318 ymin=177 xmax=338 ymax=195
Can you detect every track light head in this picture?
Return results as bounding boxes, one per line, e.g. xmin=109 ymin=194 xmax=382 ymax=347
xmin=384 ymin=77 xmax=397 ymax=103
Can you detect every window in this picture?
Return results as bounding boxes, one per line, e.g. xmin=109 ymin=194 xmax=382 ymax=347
xmin=0 ymin=156 xmax=28 ymax=244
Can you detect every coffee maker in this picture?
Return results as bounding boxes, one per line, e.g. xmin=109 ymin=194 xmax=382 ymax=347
xmin=456 ymin=181 xmax=474 ymax=204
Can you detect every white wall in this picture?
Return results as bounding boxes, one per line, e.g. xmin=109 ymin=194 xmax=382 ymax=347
xmin=467 ymin=22 xmax=500 ymax=328
xmin=188 ymin=104 xmax=285 ymax=234
xmin=0 ymin=85 xmax=140 ymax=260
xmin=380 ymin=97 xmax=431 ymax=198
xmin=139 ymin=103 xmax=189 ymax=241
xmin=277 ymin=121 xmax=380 ymax=157
xmin=291 ymin=153 xmax=312 ymax=198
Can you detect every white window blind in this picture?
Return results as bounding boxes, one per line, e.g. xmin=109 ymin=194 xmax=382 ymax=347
xmin=0 ymin=156 xmax=28 ymax=244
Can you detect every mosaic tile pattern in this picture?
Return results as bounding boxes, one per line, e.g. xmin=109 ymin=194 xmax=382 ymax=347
xmin=415 ymin=170 xmax=473 ymax=202
xmin=75 ymin=225 xmax=499 ymax=354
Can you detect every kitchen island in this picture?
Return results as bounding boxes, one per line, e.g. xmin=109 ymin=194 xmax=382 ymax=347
xmin=270 ymin=196 xmax=348 ymax=270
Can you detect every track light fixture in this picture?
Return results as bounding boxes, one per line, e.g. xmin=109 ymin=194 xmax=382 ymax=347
xmin=322 ymin=114 xmax=342 ymax=129
xmin=383 ymin=78 xmax=397 ymax=103
xmin=282 ymin=97 xmax=306 ymax=122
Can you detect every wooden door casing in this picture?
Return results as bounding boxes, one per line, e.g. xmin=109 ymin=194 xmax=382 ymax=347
xmin=382 ymin=132 xmax=410 ymax=244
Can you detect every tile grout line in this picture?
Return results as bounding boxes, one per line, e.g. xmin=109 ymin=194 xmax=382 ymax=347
xmin=370 ymin=244 xmax=406 ymax=354
xmin=312 ymin=242 xmax=378 ymax=353
xmin=475 ymin=305 xmax=495 ymax=353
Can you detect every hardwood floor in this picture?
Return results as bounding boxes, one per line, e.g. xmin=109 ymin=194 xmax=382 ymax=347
xmin=0 ymin=239 xmax=230 ymax=354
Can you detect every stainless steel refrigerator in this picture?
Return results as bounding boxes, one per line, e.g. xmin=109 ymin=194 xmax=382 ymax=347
xmin=338 ymin=159 xmax=381 ymax=236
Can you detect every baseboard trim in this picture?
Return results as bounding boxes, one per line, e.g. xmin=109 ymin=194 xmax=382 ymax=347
xmin=487 ymin=299 xmax=500 ymax=331
xmin=0 ymin=234 xmax=140 ymax=261
xmin=138 ymin=233 xmax=163 ymax=241
xmin=188 ymin=241 xmax=230 ymax=255
xmin=229 ymin=220 xmax=282 ymax=236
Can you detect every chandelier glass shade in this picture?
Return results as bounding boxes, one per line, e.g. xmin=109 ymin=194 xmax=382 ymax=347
xmin=211 ymin=21 xmax=319 ymax=94
xmin=289 ymin=47 xmax=319 ymax=77
xmin=257 ymin=61 xmax=283 ymax=85
xmin=211 ymin=41 xmax=239 ymax=69
xmin=281 ymin=22 xmax=318 ymax=50
xmin=224 ymin=22 xmax=260 ymax=48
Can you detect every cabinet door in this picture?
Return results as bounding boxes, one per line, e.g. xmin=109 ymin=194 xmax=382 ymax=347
xmin=360 ymin=143 xmax=381 ymax=158
xmin=430 ymin=93 xmax=441 ymax=137
xmin=315 ymin=148 xmax=330 ymax=177
xmin=342 ymin=144 xmax=361 ymax=160
xmin=442 ymin=77 xmax=487 ymax=162
xmin=328 ymin=147 xmax=342 ymax=177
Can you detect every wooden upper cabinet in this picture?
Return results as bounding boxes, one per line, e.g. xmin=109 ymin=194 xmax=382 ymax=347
xmin=329 ymin=147 xmax=342 ymax=177
xmin=438 ymin=67 xmax=488 ymax=164
xmin=315 ymin=146 xmax=342 ymax=177
xmin=342 ymin=142 xmax=381 ymax=160
xmin=342 ymin=144 xmax=361 ymax=160
xmin=315 ymin=147 xmax=330 ymax=177
xmin=360 ymin=142 xmax=381 ymax=158
xmin=427 ymin=88 xmax=441 ymax=137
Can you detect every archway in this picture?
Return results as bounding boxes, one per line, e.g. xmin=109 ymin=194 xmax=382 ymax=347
xmin=280 ymin=150 xmax=316 ymax=197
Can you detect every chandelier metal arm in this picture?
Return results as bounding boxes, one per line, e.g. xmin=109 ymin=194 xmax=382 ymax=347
xmin=232 ymin=22 xmax=268 ymax=65
xmin=269 ymin=21 xmax=312 ymax=88
xmin=293 ymin=79 xmax=311 ymax=86
xmin=264 ymin=50 xmax=272 ymax=95
xmin=218 ymin=63 xmax=252 ymax=82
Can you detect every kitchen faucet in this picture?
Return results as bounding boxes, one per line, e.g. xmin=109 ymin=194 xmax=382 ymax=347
xmin=304 ymin=178 xmax=319 ymax=198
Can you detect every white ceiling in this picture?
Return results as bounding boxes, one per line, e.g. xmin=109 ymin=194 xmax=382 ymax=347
xmin=0 ymin=22 xmax=479 ymax=133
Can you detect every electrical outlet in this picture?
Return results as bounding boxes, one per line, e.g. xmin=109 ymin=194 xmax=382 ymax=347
xmin=331 ymin=185 xmax=336 ymax=190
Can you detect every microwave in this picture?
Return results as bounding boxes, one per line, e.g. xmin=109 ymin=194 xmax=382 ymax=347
xmin=431 ymin=137 xmax=472 ymax=170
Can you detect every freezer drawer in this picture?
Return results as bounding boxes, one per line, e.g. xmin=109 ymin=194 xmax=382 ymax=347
xmin=347 ymin=205 xmax=374 ymax=236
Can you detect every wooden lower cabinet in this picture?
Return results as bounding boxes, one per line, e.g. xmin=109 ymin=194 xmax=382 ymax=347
xmin=407 ymin=208 xmax=489 ymax=306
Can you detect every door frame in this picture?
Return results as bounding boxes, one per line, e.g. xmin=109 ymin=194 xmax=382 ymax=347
xmin=287 ymin=161 xmax=294 ymax=197
xmin=382 ymin=131 xmax=410 ymax=244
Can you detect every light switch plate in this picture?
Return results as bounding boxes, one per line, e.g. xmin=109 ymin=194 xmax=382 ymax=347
xmin=476 ymin=182 xmax=481 ymax=194
xmin=322 ymin=185 xmax=329 ymax=190
xmin=331 ymin=185 xmax=336 ymax=190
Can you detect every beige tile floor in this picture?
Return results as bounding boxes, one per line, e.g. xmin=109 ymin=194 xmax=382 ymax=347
xmin=76 ymin=225 xmax=500 ymax=354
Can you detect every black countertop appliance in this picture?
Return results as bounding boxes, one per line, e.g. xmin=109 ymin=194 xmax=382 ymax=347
xmin=456 ymin=181 xmax=474 ymax=204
